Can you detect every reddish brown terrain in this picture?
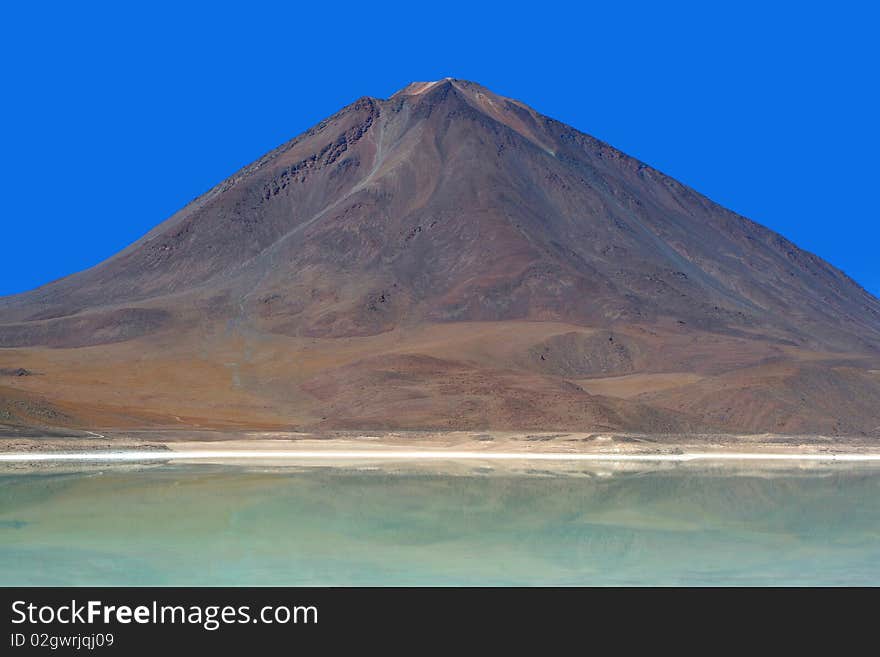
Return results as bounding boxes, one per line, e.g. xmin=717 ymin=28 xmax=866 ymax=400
xmin=2 ymin=79 xmax=879 ymax=437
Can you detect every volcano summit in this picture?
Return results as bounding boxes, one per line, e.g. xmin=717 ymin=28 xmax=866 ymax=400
xmin=2 ymin=79 xmax=879 ymax=436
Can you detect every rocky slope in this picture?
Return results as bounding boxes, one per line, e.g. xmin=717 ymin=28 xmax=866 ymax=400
xmin=2 ymin=79 xmax=878 ymax=435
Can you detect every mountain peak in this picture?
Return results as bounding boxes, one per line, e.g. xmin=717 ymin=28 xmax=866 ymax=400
xmin=389 ymin=78 xmax=511 ymax=106
xmin=391 ymin=77 xmax=461 ymax=97
xmin=392 ymin=79 xmax=447 ymax=96
xmin=386 ymin=78 xmax=553 ymax=153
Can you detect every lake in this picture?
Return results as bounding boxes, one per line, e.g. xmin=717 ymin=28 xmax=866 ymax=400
xmin=1 ymin=461 xmax=879 ymax=585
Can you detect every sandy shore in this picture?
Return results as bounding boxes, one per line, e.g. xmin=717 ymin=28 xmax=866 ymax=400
xmin=3 ymin=448 xmax=880 ymax=464
xmin=1 ymin=428 xmax=879 ymax=465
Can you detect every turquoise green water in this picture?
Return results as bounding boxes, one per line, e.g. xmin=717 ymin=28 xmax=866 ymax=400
xmin=1 ymin=463 xmax=879 ymax=585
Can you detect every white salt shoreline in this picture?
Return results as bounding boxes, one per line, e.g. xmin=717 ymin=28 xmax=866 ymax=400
xmin=2 ymin=450 xmax=880 ymax=463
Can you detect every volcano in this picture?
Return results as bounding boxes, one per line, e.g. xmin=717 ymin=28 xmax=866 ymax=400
xmin=2 ymin=79 xmax=879 ymax=436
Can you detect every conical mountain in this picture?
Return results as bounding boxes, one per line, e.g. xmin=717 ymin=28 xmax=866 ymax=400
xmin=2 ymin=79 xmax=879 ymax=435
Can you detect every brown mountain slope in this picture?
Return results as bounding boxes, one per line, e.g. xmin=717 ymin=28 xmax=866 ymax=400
xmin=1 ymin=79 xmax=879 ymax=436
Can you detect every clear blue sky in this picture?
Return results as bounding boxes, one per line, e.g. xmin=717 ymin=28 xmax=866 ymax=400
xmin=2 ymin=1 xmax=878 ymax=297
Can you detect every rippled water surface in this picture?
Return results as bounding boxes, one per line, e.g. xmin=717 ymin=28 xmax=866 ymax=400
xmin=1 ymin=463 xmax=879 ymax=585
